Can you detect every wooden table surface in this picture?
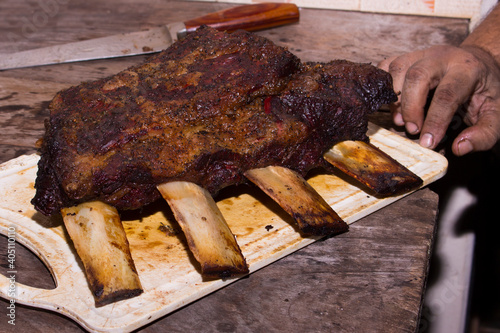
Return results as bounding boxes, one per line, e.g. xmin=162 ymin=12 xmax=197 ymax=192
xmin=0 ymin=1 xmax=468 ymax=332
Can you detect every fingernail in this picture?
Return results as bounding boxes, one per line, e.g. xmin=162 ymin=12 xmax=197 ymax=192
xmin=457 ymin=139 xmax=473 ymax=156
xmin=394 ymin=112 xmax=404 ymax=126
xmin=406 ymin=122 xmax=419 ymax=134
xmin=420 ymin=133 xmax=434 ymax=148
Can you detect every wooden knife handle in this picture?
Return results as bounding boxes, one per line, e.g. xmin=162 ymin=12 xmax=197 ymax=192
xmin=184 ymin=3 xmax=299 ymax=34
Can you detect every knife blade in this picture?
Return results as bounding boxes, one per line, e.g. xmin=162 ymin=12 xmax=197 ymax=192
xmin=0 ymin=3 xmax=299 ymax=71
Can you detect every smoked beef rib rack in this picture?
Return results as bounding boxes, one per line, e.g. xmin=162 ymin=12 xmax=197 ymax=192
xmin=31 ymin=26 xmax=422 ymax=306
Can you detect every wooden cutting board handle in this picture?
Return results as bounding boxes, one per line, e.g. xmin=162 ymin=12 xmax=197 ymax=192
xmin=184 ymin=3 xmax=299 ymax=34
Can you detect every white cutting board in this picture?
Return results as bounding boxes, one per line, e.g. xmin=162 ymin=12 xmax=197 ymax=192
xmin=0 ymin=123 xmax=447 ymax=332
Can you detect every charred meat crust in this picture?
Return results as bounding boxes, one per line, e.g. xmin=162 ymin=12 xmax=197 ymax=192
xmin=32 ymin=26 xmax=397 ymax=215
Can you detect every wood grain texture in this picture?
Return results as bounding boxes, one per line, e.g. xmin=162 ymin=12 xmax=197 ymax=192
xmin=0 ymin=0 xmax=468 ymax=163
xmin=0 ymin=0 xmax=467 ymax=331
xmin=0 ymin=131 xmax=446 ymax=331
xmin=199 ymin=0 xmax=488 ymax=25
xmin=0 ymin=189 xmax=438 ymax=332
xmin=183 ymin=3 xmax=300 ymax=33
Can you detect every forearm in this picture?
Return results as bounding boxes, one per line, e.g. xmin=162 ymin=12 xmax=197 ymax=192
xmin=461 ymin=4 xmax=500 ymax=64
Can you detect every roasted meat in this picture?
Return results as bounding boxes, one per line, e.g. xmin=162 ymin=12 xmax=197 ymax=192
xmin=32 ymin=26 xmax=397 ymax=216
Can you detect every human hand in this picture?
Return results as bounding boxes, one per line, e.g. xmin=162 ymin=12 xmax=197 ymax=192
xmin=378 ymin=45 xmax=500 ymax=156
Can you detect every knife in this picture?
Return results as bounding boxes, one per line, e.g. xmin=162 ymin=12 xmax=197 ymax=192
xmin=0 ymin=3 xmax=299 ymax=71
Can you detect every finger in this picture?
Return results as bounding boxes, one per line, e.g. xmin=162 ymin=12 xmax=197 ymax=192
xmin=380 ymin=53 xmax=425 ymax=125
xmin=452 ymin=107 xmax=500 ymax=155
xmin=387 ymin=54 xmax=422 ymax=97
xmin=391 ymin=105 xmax=404 ymax=126
xmin=378 ymin=57 xmax=401 ymax=124
xmin=399 ymin=58 xmax=442 ymax=135
xmin=419 ymin=66 xmax=478 ymax=149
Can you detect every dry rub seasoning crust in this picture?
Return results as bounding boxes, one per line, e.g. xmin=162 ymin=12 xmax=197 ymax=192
xmin=32 ymin=26 xmax=397 ymax=216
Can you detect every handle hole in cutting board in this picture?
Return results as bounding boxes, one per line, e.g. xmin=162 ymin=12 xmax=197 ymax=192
xmin=0 ymin=234 xmax=55 ymax=290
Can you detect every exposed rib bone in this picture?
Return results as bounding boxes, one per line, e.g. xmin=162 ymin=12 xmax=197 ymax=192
xmin=61 ymin=201 xmax=143 ymax=307
xmin=324 ymin=141 xmax=423 ymax=197
xmin=157 ymin=181 xmax=248 ymax=279
xmin=244 ymin=166 xmax=348 ymax=236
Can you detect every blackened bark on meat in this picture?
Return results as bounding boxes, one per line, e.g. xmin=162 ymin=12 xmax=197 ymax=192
xmin=32 ymin=26 xmax=397 ymax=216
